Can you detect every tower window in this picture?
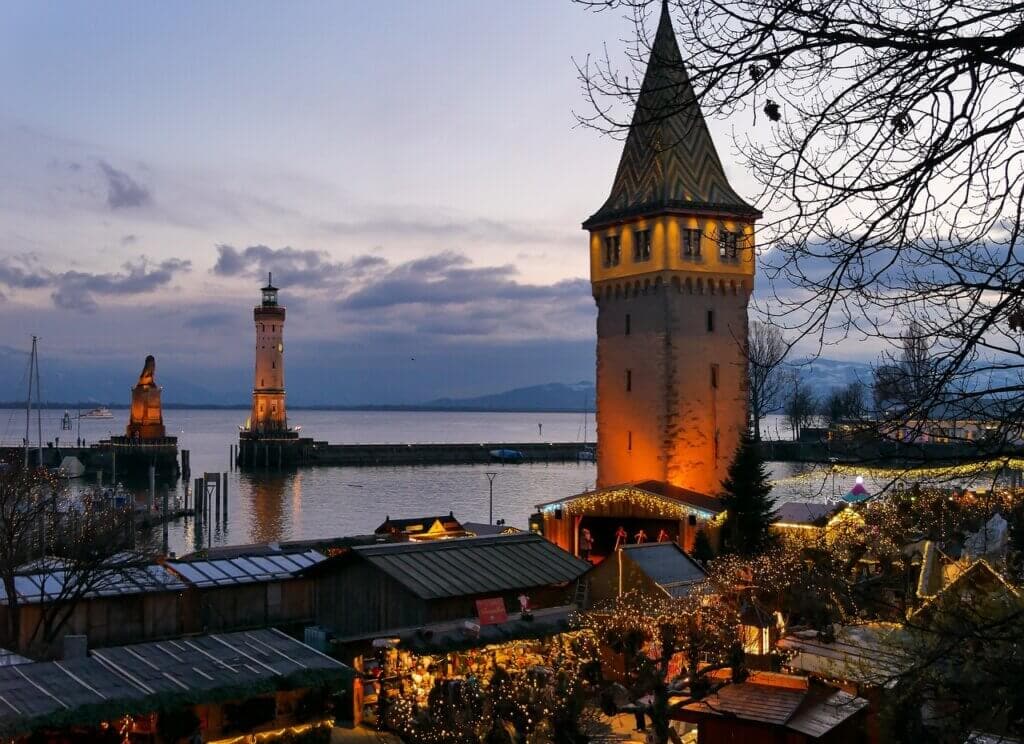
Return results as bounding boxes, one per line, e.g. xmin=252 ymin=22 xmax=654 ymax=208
xmin=625 ymin=313 xmax=631 ymax=335
xmin=718 ymin=230 xmax=740 ymax=260
xmin=711 ymin=364 xmax=719 ymax=388
xmin=626 ymin=369 xmax=632 ymax=392
xmin=627 ymin=431 xmax=633 ymax=451
xmin=603 ymin=235 xmax=621 ymax=267
xmin=633 ymin=229 xmax=652 ymax=261
xmin=682 ymin=228 xmax=702 ymax=257
xmin=706 ymin=309 xmax=715 ymax=333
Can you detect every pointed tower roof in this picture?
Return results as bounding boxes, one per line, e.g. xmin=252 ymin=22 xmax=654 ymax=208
xmin=584 ymin=2 xmax=759 ymax=228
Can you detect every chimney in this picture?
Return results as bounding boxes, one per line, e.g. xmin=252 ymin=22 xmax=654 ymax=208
xmin=63 ymin=635 xmax=88 ymax=660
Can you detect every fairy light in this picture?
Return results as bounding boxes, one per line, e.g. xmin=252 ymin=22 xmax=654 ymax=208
xmin=207 ymin=719 xmax=334 ymax=744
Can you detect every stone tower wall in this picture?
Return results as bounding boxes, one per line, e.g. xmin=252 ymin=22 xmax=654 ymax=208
xmin=595 ymin=276 xmax=749 ymax=495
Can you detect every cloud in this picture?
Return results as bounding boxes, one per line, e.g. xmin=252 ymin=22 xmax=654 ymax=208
xmin=333 ymin=250 xmax=594 ymax=342
xmin=97 ymin=161 xmax=151 ymax=209
xmin=321 ymin=216 xmax=561 ymax=244
xmin=338 ymin=250 xmax=589 ymax=311
xmin=212 ymin=244 xmax=385 ymax=288
xmin=183 ymin=310 xmax=237 ymax=330
xmin=0 ymin=255 xmax=191 ymax=312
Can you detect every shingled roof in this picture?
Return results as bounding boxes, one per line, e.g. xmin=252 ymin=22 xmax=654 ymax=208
xmin=583 ymin=1 xmax=759 ymax=228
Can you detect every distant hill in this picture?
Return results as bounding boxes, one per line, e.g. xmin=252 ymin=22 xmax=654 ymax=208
xmin=426 ymin=381 xmax=595 ymax=412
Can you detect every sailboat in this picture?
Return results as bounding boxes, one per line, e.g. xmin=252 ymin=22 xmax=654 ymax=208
xmin=23 ymin=336 xmax=43 ymax=468
xmin=578 ymin=392 xmax=596 ymax=462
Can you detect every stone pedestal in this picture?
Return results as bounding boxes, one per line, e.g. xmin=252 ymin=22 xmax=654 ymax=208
xmin=127 ymin=384 xmax=165 ymax=440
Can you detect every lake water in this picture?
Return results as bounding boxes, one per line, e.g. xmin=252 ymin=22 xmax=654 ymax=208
xmin=0 ymin=408 xmax=887 ymax=555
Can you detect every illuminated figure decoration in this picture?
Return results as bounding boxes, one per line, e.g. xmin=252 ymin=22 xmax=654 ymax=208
xmin=634 ymin=528 xmax=648 ymax=544
xmin=583 ymin=2 xmax=760 ymax=496
xmin=244 ymin=274 xmax=293 ymax=436
xmin=615 ymin=525 xmax=628 ymax=551
xmin=126 ymin=354 xmax=165 ymax=440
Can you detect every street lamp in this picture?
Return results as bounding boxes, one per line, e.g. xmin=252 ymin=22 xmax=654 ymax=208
xmin=485 ymin=472 xmax=498 ymax=525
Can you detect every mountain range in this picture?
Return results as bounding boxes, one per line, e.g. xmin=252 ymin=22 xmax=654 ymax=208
xmin=0 ymin=343 xmax=874 ymax=411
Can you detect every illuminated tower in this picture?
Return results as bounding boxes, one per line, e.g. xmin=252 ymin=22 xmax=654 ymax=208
xmin=585 ymin=3 xmax=760 ymax=496
xmin=249 ymin=273 xmax=288 ymax=434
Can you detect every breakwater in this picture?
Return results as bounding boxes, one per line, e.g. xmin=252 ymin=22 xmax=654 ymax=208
xmin=235 ymin=440 xmax=596 ymax=468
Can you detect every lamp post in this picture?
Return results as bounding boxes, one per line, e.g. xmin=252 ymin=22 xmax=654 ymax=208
xmin=829 ymin=457 xmax=838 ymax=501
xmin=485 ymin=472 xmax=498 ymax=525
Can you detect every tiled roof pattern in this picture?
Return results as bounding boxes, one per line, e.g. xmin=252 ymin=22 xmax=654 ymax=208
xmin=584 ymin=2 xmax=757 ymax=227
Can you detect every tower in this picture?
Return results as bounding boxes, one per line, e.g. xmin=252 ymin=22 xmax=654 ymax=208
xmin=585 ymin=3 xmax=760 ymax=496
xmin=249 ymin=273 xmax=288 ymax=434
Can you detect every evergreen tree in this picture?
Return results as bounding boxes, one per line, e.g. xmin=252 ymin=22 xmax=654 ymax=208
xmin=719 ymin=435 xmax=777 ymax=556
xmin=691 ymin=528 xmax=715 ymax=564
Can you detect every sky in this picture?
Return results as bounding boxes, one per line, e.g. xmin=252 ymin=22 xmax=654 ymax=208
xmin=0 ymin=0 xmax=769 ymax=405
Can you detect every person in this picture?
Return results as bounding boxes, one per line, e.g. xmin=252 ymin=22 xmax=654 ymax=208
xmin=634 ymin=528 xmax=648 ymax=544
xmin=579 ymin=527 xmax=593 ymax=562
xmin=657 ymin=528 xmax=670 ymax=543
xmin=614 ymin=525 xmax=628 ymax=550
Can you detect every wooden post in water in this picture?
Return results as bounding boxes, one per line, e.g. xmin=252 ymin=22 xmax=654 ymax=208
xmin=222 ymin=472 xmax=228 ymax=523
xmin=162 ymin=488 xmax=169 ymax=554
xmin=148 ymin=465 xmax=155 ymax=514
xmin=194 ymin=478 xmax=203 ymax=521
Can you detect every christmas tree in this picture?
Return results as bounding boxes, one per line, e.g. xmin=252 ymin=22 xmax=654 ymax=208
xmin=719 ymin=434 xmax=777 ymax=556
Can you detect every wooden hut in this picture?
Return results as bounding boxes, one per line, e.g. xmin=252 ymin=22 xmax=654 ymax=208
xmin=536 ymin=480 xmax=724 ymax=561
xmin=303 ymin=533 xmax=590 ymax=641
xmin=165 ymin=549 xmax=324 ymax=633
xmin=588 ymin=541 xmax=707 ymax=605
xmin=0 ymin=628 xmax=350 ymax=742
xmin=0 ymin=563 xmax=187 ymax=656
xmin=673 ymin=671 xmax=869 ymax=743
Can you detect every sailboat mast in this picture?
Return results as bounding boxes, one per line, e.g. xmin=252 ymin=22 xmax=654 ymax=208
xmin=35 ymin=340 xmax=42 ymax=465
xmin=24 ymin=337 xmax=35 ymax=468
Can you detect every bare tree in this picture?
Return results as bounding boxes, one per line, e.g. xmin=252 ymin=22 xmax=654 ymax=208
xmin=0 ymin=458 xmax=153 ymax=655
xmin=820 ymin=381 xmax=866 ymax=427
xmin=748 ymin=320 xmax=788 ymax=442
xmin=783 ymin=373 xmax=816 ymax=440
xmin=573 ymin=0 xmax=1024 ymax=465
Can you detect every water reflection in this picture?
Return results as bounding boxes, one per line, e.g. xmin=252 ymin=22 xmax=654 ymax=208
xmin=242 ymin=471 xmax=291 ymax=545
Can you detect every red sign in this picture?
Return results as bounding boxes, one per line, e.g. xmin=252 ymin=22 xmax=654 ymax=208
xmin=475 ymin=597 xmax=508 ymax=625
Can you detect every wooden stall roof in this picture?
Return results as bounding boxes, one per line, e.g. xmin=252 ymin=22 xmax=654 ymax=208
xmin=620 ymin=543 xmax=707 ymax=598
xmin=462 ymin=522 xmax=522 ymax=537
xmin=92 ymin=628 xmax=346 ymax=695
xmin=165 ymin=550 xmax=325 ymax=588
xmin=0 ymin=561 xmax=187 ymax=606
xmin=302 ymin=533 xmax=590 ymax=600
xmin=374 ymin=512 xmax=464 ymax=534
xmin=0 ymin=657 xmax=146 ymax=731
xmin=537 ymin=479 xmax=723 ymax=516
xmin=675 ymin=673 xmax=868 ymax=737
xmin=774 ymin=502 xmax=842 ymax=527
xmin=0 ymin=629 xmax=351 ymax=735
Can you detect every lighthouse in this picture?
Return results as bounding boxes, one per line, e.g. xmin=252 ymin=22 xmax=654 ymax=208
xmin=248 ymin=273 xmax=289 ymax=435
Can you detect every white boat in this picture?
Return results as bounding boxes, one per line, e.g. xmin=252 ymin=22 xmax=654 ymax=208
xmin=80 ymin=407 xmax=114 ymax=419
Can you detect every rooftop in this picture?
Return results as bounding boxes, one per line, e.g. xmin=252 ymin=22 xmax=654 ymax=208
xmin=538 ymin=479 xmax=723 ymax=517
xmin=305 ymin=533 xmax=590 ymax=600
xmin=774 ymin=502 xmax=842 ymax=527
xmin=0 ymin=629 xmax=349 ymax=736
xmin=620 ymin=542 xmax=707 ymax=598
xmin=674 ymin=672 xmax=868 ymax=736
xmin=165 ymin=549 xmax=325 ymax=588
xmin=583 ymin=2 xmax=759 ymax=228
